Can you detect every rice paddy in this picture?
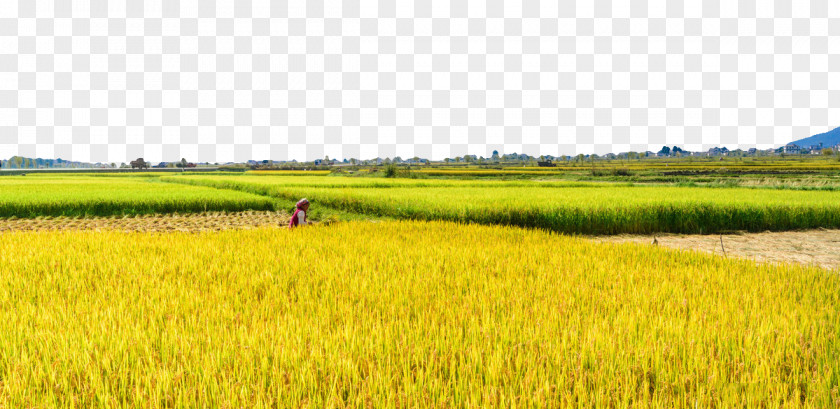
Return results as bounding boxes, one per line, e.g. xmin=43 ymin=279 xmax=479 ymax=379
xmin=1 ymin=172 xmax=839 ymax=407
xmin=165 ymin=175 xmax=840 ymax=234
xmin=1 ymin=221 xmax=838 ymax=407
xmin=0 ymin=176 xmax=275 ymax=217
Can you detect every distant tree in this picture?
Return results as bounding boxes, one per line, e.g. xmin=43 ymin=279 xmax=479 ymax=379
xmin=658 ymin=146 xmax=671 ymax=156
xmin=444 ymin=158 xmax=450 ymax=164
xmin=384 ymin=162 xmax=398 ymax=177
xmin=822 ymin=148 xmax=833 ymax=156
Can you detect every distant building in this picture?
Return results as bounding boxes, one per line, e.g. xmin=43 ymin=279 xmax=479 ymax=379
xmin=783 ymin=144 xmax=801 ymax=154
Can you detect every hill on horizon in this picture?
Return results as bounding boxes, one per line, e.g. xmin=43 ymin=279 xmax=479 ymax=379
xmin=789 ymin=126 xmax=840 ymax=148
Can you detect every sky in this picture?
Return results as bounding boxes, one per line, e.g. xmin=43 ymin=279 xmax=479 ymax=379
xmin=0 ymin=0 xmax=839 ymax=163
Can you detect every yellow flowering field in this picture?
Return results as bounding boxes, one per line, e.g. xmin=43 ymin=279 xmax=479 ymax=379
xmin=1 ymin=221 xmax=837 ymax=407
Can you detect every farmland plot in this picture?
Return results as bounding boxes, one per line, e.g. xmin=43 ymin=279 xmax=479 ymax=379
xmin=0 ymin=221 xmax=837 ymax=407
xmin=166 ymin=175 xmax=840 ymax=234
xmin=0 ymin=176 xmax=274 ymax=217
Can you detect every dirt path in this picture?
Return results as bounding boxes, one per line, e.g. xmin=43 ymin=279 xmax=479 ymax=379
xmin=593 ymin=229 xmax=840 ymax=271
xmin=0 ymin=211 xmax=291 ymax=233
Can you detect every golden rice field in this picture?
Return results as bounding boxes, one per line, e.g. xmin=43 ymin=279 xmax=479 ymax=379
xmin=0 ymin=221 xmax=838 ymax=407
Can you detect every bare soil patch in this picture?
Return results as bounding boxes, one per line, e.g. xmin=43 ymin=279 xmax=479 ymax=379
xmin=0 ymin=211 xmax=291 ymax=233
xmin=594 ymin=229 xmax=840 ymax=271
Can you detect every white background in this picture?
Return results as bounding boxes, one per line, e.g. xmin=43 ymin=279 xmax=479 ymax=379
xmin=0 ymin=0 xmax=838 ymax=163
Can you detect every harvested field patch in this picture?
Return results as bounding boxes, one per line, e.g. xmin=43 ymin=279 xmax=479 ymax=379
xmin=594 ymin=229 xmax=840 ymax=270
xmin=0 ymin=211 xmax=290 ymax=233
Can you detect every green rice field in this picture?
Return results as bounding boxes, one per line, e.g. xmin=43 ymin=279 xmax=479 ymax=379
xmin=163 ymin=175 xmax=840 ymax=234
xmin=0 ymin=176 xmax=274 ymax=218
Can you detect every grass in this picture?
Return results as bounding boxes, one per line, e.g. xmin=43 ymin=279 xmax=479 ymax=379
xmin=0 ymin=221 xmax=837 ymax=407
xmin=164 ymin=175 xmax=840 ymax=234
xmin=0 ymin=176 xmax=275 ymax=217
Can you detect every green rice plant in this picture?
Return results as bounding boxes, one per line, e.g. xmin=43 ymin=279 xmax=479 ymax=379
xmin=165 ymin=175 xmax=840 ymax=234
xmin=161 ymin=174 xmax=602 ymax=189
xmin=0 ymin=176 xmax=275 ymax=217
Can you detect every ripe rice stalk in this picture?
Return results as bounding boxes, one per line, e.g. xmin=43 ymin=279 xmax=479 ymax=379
xmin=0 ymin=220 xmax=836 ymax=406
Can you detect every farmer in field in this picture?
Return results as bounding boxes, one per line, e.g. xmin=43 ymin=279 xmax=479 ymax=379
xmin=289 ymin=198 xmax=310 ymax=228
